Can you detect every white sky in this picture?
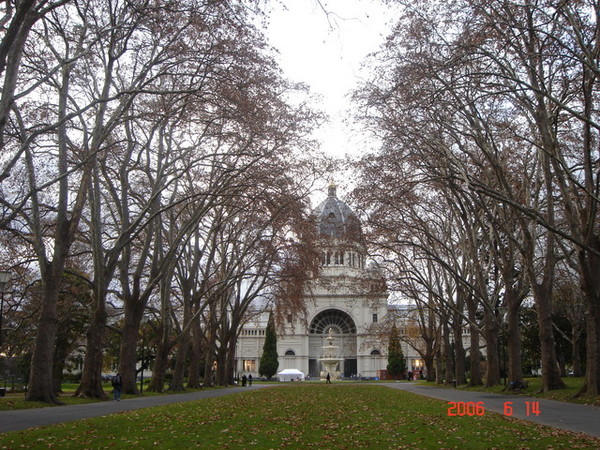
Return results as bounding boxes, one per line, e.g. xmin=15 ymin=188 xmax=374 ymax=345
xmin=265 ymin=1 xmax=401 ymax=169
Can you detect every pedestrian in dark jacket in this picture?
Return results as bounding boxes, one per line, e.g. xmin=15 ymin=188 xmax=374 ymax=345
xmin=112 ymin=373 xmax=123 ymax=401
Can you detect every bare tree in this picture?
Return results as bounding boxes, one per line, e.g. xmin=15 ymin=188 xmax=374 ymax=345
xmin=0 ymin=0 xmax=69 ymax=145
xmin=352 ymin=0 xmax=595 ymax=392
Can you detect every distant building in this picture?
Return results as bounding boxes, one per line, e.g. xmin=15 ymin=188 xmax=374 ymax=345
xmin=235 ymin=185 xmax=425 ymax=379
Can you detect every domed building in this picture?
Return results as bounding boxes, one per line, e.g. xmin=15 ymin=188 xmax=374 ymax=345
xmin=235 ymin=184 xmax=390 ymax=379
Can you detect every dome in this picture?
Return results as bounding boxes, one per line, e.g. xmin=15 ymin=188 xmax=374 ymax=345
xmin=312 ymin=184 xmax=362 ymax=241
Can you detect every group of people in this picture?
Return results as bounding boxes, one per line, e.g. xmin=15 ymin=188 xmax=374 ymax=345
xmin=241 ymin=374 xmax=253 ymax=386
xmin=407 ymin=369 xmax=424 ymax=381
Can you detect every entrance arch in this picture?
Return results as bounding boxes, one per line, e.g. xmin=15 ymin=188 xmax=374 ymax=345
xmin=308 ymin=309 xmax=357 ymax=378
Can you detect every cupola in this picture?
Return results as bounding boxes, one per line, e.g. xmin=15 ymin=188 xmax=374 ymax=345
xmin=312 ymin=184 xmax=362 ymax=242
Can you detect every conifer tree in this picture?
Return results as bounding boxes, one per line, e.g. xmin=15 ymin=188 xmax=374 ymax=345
xmin=387 ymin=324 xmax=406 ymax=380
xmin=259 ymin=312 xmax=279 ymax=380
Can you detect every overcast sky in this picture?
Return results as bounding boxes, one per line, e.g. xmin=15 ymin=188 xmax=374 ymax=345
xmin=265 ymin=1 xmax=401 ymax=169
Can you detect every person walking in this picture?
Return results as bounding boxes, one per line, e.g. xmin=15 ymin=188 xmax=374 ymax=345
xmin=326 ymin=373 xmax=331 ymax=384
xmin=248 ymin=374 xmax=253 ymax=386
xmin=112 ymin=373 xmax=123 ymax=401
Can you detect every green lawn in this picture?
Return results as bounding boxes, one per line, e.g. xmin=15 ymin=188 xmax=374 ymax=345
xmin=0 ymin=384 xmax=598 ymax=448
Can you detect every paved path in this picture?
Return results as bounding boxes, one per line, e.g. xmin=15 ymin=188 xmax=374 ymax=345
xmin=0 ymin=385 xmax=269 ymax=433
xmin=378 ymin=382 xmax=600 ymax=438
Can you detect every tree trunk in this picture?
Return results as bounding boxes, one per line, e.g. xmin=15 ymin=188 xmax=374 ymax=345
xmin=452 ymin=317 xmax=466 ymax=385
xmin=533 ymin=282 xmax=566 ymax=392
xmin=147 ymin=337 xmax=169 ymax=393
xmin=467 ymin=299 xmax=482 ymax=386
xmin=147 ymin=272 xmax=173 ymax=393
xmin=216 ymin=321 xmax=240 ymax=387
xmin=170 ymin=338 xmax=190 ymax=391
xmin=483 ymin=307 xmax=500 ymax=387
xmin=147 ymin=306 xmax=171 ymax=393
xmin=506 ymin=300 xmax=523 ymax=386
xmin=187 ymin=313 xmax=203 ymax=389
xmin=202 ymin=307 xmax=218 ymax=387
xmin=225 ymin=332 xmax=238 ymax=386
xmin=118 ymin=299 xmax=145 ymax=395
xmin=579 ymin=248 xmax=600 ymax=396
xmin=203 ymin=356 xmax=215 ymax=387
xmin=26 ymin=277 xmax=61 ymax=404
xmin=575 ymin=58 xmax=600 ymax=397
xmin=52 ymin=345 xmax=68 ymax=394
xmin=202 ymin=333 xmax=217 ymax=387
xmin=424 ymin=355 xmax=435 ymax=382
xmin=572 ymin=340 xmax=583 ymax=377
xmin=170 ymin=296 xmax=192 ymax=391
xmin=74 ymin=305 xmax=108 ymax=399
xmin=215 ymin=344 xmax=228 ymax=386
xmin=571 ymin=326 xmax=583 ymax=378
xmin=582 ymin=297 xmax=600 ymax=395
xmin=434 ymin=347 xmax=443 ymax=385
xmin=442 ymin=322 xmax=454 ymax=386
xmin=216 ymin=337 xmax=235 ymax=387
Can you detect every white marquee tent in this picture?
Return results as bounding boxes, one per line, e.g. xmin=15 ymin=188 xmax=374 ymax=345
xmin=278 ymin=368 xmax=305 ymax=382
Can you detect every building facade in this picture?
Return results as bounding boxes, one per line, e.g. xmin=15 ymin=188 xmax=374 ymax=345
xmin=235 ymin=185 xmax=421 ymax=380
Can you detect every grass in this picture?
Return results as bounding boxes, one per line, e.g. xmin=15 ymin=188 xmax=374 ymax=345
xmin=0 ymin=382 xmax=204 ymax=411
xmin=0 ymin=395 xmax=100 ymax=411
xmin=0 ymin=384 xmax=598 ymax=449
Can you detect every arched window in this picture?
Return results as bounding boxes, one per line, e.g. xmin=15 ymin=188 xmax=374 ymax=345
xmin=309 ymin=309 xmax=357 ymax=334
xmin=370 ymin=349 xmax=381 ymax=355
xmin=285 ymin=350 xmax=295 ymax=356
